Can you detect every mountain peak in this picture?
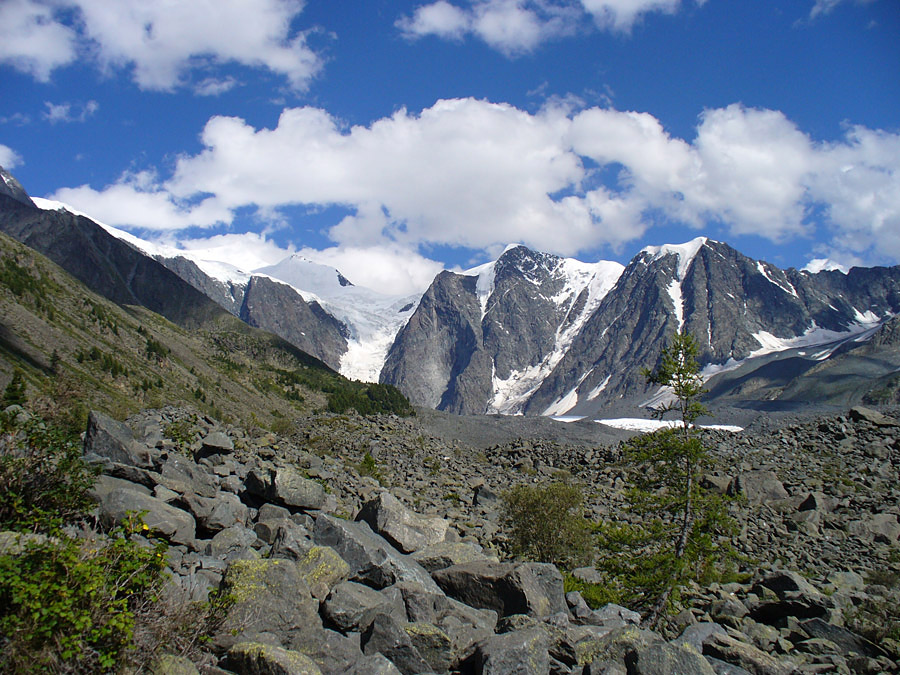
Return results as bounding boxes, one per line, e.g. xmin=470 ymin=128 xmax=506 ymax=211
xmin=640 ymin=236 xmax=709 ymax=279
xmin=0 ymin=166 xmax=36 ymax=208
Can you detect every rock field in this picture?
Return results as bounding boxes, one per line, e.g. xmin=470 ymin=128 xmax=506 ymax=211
xmin=11 ymin=403 xmax=899 ymax=674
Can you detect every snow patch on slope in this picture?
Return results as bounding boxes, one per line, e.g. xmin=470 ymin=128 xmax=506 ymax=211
xmin=596 ymin=418 xmax=743 ymax=433
xmin=642 ymin=236 xmax=707 ymax=279
xmin=667 ymin=279 xmax=684 ymax=331
xmin=543 ymin=387 xmax=579 ymax=417
xmin=756 ymin=261 xmax=798 ymax=298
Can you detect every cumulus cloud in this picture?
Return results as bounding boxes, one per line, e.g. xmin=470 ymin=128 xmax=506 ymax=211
xmin=0 ymin=0 xmax=78 ymax=80
xmin=0 ymin=144 xmax=24 ymax=169
xmin=42 ymin=100 xmax=99 ymax=124
xmin=52 ymin=98 xmax=900 ymax=275
xmin=0 ymin=0 xmax=322 ymax=91
xmin=164 ymin=231 xmax=298 ymax=273
xmin=50 ymin=170 xmax=231 ymax=231
xmin=296 ymin=245 xmax=447 ymax=296
xmin=397 ymin=0 xmax=701 ymax=53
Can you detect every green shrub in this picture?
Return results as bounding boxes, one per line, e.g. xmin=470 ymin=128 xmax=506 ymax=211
xmin=0 ymin=518 xmax=168 ymax=673
xmin=501 ymin=481 xmax=592 ymax=567
xmin=357 ymin=452 xmax=384 ymax=484
xmin=0 ymin=414 xmax=98 ymax=533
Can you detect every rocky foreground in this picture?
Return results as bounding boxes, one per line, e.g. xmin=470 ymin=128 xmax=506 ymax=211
xmin=9 ymin=404 xmax=899 ymax=674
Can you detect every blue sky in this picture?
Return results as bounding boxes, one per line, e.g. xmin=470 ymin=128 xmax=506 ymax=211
xmin=1 ymin=0 xmax=898 ymax=295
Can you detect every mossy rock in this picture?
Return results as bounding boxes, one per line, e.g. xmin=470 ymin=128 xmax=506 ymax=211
xmin=228 ymin=642 xmax=322 ymax=675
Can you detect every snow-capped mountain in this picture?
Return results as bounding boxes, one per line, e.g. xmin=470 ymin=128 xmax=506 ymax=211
xmin=255 ymin=255 xmax=419 ymax=382
xmin=4 ymin=165 xmax=900 ymax=417
xmin=524 ymin=237 xmax=900 ymax=417
xmin=28 ymin=195 xmax=417 ymax=379
xmin=380 ymin=245 xmax=624 ymax=414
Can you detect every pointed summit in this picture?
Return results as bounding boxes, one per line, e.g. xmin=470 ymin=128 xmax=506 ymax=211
xmin=0 ymin=166 xmax=36 ymax=209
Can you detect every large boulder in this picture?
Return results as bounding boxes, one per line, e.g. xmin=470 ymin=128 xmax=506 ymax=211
xmin=226 ymin=642 xmax=322 ymax=675
xmin=626 ymin=642 xmax=715 ymax=675
xmin=214 ymin=558 xmax=321 ymax=651
xmin=84 ymin=410 xmax=155 ymax=469
xmin=99 ymin=487 xmax=195 ymax=546
xmin=361 ymin=613 xmax=432 ymax=675
xmin=195 ymin=430 xmax=234 ymax=461
xmin=356 ymin=491 xmax=449 ymax=553
xmin=431 ymin=561 xmax=566 ymax=618
xmin=313 ymin=514 xmax=441 ymax=592
xmin=294 ymin=545 xmax=351 ymax=601
xmin=411 ymin=540 xmax=497 ymax=572
xmin=158 ymin=455 xmax=217 ymax=498
xmin=471 ymin=626 xmax=551 ymax=675
xmin=729 ymin=471 xmax=789 ymax=506
xmin=245 ymin=465 xmax=327 ymax=510
xmin=323 ymin=581 xmax=406 ymax=632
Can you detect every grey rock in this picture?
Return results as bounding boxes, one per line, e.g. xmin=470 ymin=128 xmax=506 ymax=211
xmin=227 ymin=642 xmax=322 ymax=675
xmin=195 ymin=430 xmax=233 ymax=461
xmin=472 ymin=626 xmax=551 ymax=675
xmin=215 ymin=558 xmax=322 ymax=651
xmin=849 ymin=406 xmax=898 ymax=427
xmin=204 ymin=525 xmax=258 ymax=558
xmin=323 ymin=581 xmax=406 ymax=632
xmin=100 ymin=487 xmax=195 ymax=546
xmin=313 ymin=513 xmax=441 ymax=592
xmin=245 ymin=465 xmax=326 ymax=510
xmin=627 ymin=641 xmax=715 ymax=675
xmin=361 ymin=613 xmax=432 ymax=675
xmin=159 ymin=455 xmax=217 ymax=498
xmin=729 ymin=471 xmax=789 ymax=505
xmin=411 ymin=540 xmax=496 ymax=572
xmin=84 ymin=410 xmax=155 ymax=469
xmin=431 ymin=560 xmax=566 ymax=618
xmin=356 ymin=491 xmax=449 ymax=553
xmin=799 ymin=617 xmax=888 ymax=658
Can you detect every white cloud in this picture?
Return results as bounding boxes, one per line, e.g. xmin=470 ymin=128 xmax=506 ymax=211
xmin=165 ymin=231 xmax=297 ymax=273
xmin=0 ymin=0 xmax=322 ymax=91
xmin=803 ymin=258 xmax=849 ymax=274
xmin=0 ymin=0 xmax=78 ymax=80
xmin=0 ymin=144 xmax=24 ymax=169
xmin=296 ymin=245 xmax=446 ymax=296
xmin=397 ymin=0 xmax=471 ymax=40
xmin=581 ymin=0 xmax=689 ymax=32
xmin=194 ymin=77 xmax=239 ymax=97
xmin=42 ymin=100 xmax=100 ymax=124
xmin=398 ymin=0 xmax=701 ymax=53
xmin=809 ymin=0 xmax=876 ymax=19
xmin=51 ymin=98 xmax=900 ymax=273
xmin=50 ymin=170 xmax=231 ymax=231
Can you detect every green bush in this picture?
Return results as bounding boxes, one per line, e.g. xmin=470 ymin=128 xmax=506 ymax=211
xmin=0 ymin=414 xmax=98 ymax=533
xmin=501 ymin=481 xmax=592 ymax=567
xmin=0 ymin=519 xmax=168 ymax=673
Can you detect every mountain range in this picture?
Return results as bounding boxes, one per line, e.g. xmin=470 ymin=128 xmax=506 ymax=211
xmin=3 ymin=165 xmax=900 ymax=420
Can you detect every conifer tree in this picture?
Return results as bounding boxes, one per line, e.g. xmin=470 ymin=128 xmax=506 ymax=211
xmin=595 ymin=331 xmax=735 ymax=627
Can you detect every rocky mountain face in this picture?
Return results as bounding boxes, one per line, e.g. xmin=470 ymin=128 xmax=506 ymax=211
xmin=37 ymin=400 xmax=897 ymax=674
xmin=0 ymin=191 xmax=225 ymax=329
xmin=525 ymin=239 xmax=900 ymax=416
xmin=383 ymin=237 xmax=900 ymax=417
xmin=381 ymin=246 xmax=623 ymax=414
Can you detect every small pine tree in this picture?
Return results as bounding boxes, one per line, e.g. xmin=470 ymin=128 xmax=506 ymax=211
xmin=1 ymin=371 xmax=26 ymax=408
xmin=595 ymin=331 xmax=736 ymax=626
